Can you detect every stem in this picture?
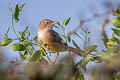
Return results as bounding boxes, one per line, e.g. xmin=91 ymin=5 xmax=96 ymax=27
xmin=43 ymin=50 xmax=52 ymax=63
xmin=11 ymin=15 xmax=20 ymax=40
xmin=31 ymin=45 xmax=35 ymax=51
xmin=30 ymin=42 xmax=41 ymax=46
xmin=64 ymin=29 xmax=67 ymax=43
xmin=61 ymin=26 xmax=67 ymax=43
xmin=83 ymin=28 xmax=88 ymax=50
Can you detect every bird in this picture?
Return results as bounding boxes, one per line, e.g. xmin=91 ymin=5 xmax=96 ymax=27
xmin=37 ymin=19 xmax=83 ymax=63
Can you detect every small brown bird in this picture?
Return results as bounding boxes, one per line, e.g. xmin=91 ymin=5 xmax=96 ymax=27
xmin=37 ymin=19 xmax=83 ymax=63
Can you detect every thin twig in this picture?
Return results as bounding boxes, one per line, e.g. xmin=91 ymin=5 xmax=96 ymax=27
xmin=11 ymin=15 xmax=20 ymax=41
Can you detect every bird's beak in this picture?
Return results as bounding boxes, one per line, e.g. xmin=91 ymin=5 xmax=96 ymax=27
xmin=52 ymin=21 xmax=59 ymax=28
xmin=53 ymin=21 xmax=59 ymax=24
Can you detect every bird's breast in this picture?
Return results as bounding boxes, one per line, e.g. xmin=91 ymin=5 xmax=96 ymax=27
xmin=37 ymin=30 xmax=46 ymax=41
xmin=37 ymin=30 xmax=52 ymax=43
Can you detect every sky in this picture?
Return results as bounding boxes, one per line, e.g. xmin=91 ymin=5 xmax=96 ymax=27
xmin=0 ymin=0 xmax=120 ymax=61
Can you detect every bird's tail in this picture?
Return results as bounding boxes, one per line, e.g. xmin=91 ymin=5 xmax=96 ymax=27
xmin=67 ymin=46 xmax=83 ymax=56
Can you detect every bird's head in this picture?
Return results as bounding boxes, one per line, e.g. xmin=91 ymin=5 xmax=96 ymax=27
xmin=38 ymin=19 xmax=58 ymax=30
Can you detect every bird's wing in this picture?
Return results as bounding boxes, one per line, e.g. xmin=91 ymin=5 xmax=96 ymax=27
xmin=50 ymin=30 xmax=67 ymax=45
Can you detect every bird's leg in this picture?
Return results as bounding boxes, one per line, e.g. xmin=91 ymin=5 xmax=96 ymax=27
xmin=53 ymin=52 xmax=59 ymax=64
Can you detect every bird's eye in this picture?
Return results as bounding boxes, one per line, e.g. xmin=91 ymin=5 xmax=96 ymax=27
xmin=46 ymin=22 xmax=49 ymax=24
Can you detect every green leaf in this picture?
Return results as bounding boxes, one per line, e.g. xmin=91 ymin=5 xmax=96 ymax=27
xmin=88 ymin=37 xmax=91 ymax=42
xmin=107 ymin=45 xmax=119 ymax=53
xmin=33 ymin=36 xmax=38 ymax=42
xmin=54 ymin=26 xmax=60 ymax=29
xmin=29 ymin=48 xmax=34 ymax=55
xmin=23 ymin=26 xmax=28 ymax=34
xmin=107 ymin=40 xmax=115 ymax=46
xmin=92 ymin=56 xmax=103 ymax=63
xmin=115 ymin=73 xmax=120 ymax=80
xmin=62 ymin=28 xmax=65 ymax=32
xmin=110 ymin=18 xmax=120 ymax=28
xmin=6 ymin=27 xmax=10 ymax=34
xmin=85 ymin=45 xmax=97 ymax=54
xmin=113 ymin=13 xmax=120 ymax=18
xmin=81 ymin=27 xmax=86 ymax=32
xmin=30 ymin=50 xmax=41 ymax=61
xmin=75 ymin=70 xmax=84 ymax=80
xmin=19 ymin=32 xmax=25 ymax=41
xmin=19 ymin=52 xmax=26 ymax=60
xmin=113 ymin=8 xmax=120 ymax=18
xmin=23 ymin=49 xmax=28 ymax=58
xmin=14 ymin=4 xmax=19 ymax=21
xmin=65 ymin=17 xmax=71 ymax=26
xmin=28 ymin=31 xmax=30 ymax=36
xmin=110 ymin=33 xmax=115 ymax=41
xmin=112 ymin=28 xmax=120 ymax=36
xmin=0 ymin=38 xmax=12 ymax=46
xmin=76 ymin=55 xmax=91 ymax=71
xmin=74 ymin=32 xmax=83 ymax=41
xmin=57 ymin=22 xmax=61 ymax=26
xmin=19 ymin=3 xmax=25 ymax=11
xmin=40 ymin=50 xmax=46 ymax=56
xmin=62 ymin=20 xmax=65 ymax=26
xmin=72 ymin=40 xmax=80 ymax=49
xmin=114 ymin=37 xmax=120 ymax=44
xmin=67 ymin=36 xmax=71 ymax=42
xmin=102 ymin=38 xmax=108 ymax=48
xmin=9 ymin=43 xmax=26 ymax=51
